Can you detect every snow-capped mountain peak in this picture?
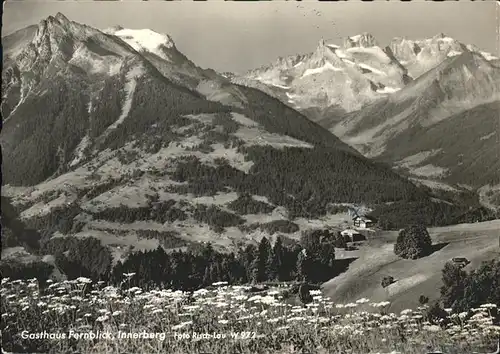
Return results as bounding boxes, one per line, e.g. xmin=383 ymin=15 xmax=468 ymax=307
xmin=343 ymin=33 xmax=378 ymax=48
xmin=388 ymin=34 xmax=480 ymax=78
xmin=14 ymin=13 xmax=139 ymax=75
xmin=108 ymin=28 xmax=175 ymax=53
xmin=235 ymin=32 xmax=498 ymax=126
xmin=236 ymin=33 xmax=411 ymax=116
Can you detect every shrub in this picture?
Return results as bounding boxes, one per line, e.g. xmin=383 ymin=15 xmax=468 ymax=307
xmin=394 ymin=224 xmax=432 ymax=259
xmin=381 ymin=276 xmax=395 ymax=288
xmin=419 ymin=295 xmax=429 ymax=304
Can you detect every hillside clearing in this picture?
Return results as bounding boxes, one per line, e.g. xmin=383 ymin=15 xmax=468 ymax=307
xmin=323 ymin=220 xmax=500 ymax=313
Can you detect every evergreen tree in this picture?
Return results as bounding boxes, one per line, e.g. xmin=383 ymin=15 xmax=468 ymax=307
xmin=255 ymin=237 xmax=273 ymax=282
xmin=272 ymin=236 xmax=285 ymax=281
xmin=296 ymin=249 xmax=311 ymax=282
xmin=300 ymin=229 xmax=324 ymax=256
xmin=250 ymin=258 xmax=260 ymax=284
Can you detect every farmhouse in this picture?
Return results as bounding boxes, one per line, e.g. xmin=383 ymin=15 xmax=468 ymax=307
xmin=353 ymin=216 xmax=374 ymax=229
xmin=341 ymin=229 xmax=366 ymax=242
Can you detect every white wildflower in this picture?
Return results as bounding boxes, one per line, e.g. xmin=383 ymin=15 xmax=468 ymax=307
xmin=76 ymin=277 xmax=92 ymax=284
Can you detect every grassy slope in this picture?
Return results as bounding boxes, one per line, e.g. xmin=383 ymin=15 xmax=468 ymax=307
xmin=322 ymin=220 xmax=500 ymax=313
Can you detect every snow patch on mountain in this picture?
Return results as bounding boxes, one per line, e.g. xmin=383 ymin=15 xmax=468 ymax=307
xmin=481 ymin=52 xmax=499 ymax=61
xmin=6 ymin=88 xmax=26 ymax=121
xmin=112 ymin=28 xmax=175 ymax=60
xmin=335 ymin=50 xmax=349 ymax=59
xmin=286 ymin=92 xmax=298 ymax=105
xmin=302 ymin=62 xmax=344 ymax=77
xmin=341 ymin=58 xmax=356 ymax=66
xmin=479 ymin=132 xmax=496 ymax=141
xmin=358 ymin=63 xmax=387 ymax=76
xmin=376 ymin=86 xmax=400 ymax=94
xmin=447 ymin=50 xmax=462 ymax=58
xmin=270 ymin=83 xmax=291 ymax=89
xmin=462 ymin=65 xmax=474 ymax=81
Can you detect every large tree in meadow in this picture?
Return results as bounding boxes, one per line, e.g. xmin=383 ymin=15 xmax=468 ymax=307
xmin=394 ymin=224 xmax=432 ymax=259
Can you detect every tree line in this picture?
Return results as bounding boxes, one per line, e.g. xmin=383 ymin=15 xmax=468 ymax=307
xmin=6 ymin=228 xmax=350 ymax=289
xmin=111 ymin=229 xmax=344 ymax=289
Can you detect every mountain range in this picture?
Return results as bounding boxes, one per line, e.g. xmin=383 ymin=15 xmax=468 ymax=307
xmin=233 ymin=32 xmax=500 ymax=198
xmin=1 ymin=14 xmax=496 ymax=268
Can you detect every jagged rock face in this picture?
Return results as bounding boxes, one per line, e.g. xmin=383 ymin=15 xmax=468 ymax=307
xmin=389 ymin=38 xmax=422 ymax=64
xmin=390 ymin=34 xmax=472 ymax=78
xmin=3 ymin=13 xmax=249 ymax=121
xmin=343 ymin=33 xmax=379 ymax=48
xmin=12 ymin=13 xmax=134 ymax=78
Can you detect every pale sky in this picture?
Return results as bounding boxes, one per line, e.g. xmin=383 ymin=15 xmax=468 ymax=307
xmin=3 ymin=1 xmax=498 ymax=74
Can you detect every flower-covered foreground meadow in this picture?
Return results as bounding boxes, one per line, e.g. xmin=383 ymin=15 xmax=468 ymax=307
xmin=1 ymin=276 xmax=499 ymax=354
